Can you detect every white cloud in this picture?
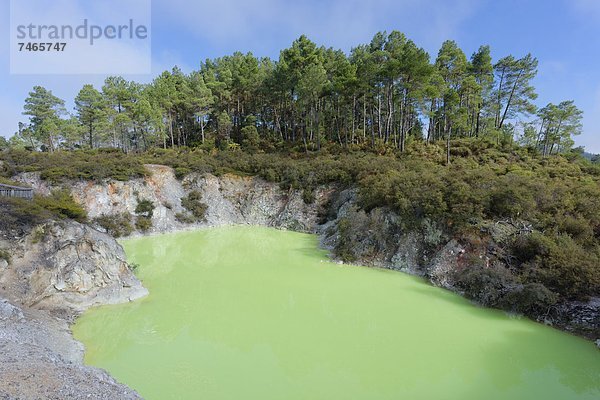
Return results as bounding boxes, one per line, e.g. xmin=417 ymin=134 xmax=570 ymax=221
xmin=570 ymin=0 xmax=600 ymax=15
xmin=567 ymin=0 xmax=600 ymax=24
xmin=576 ymin=85 xmax=600 ymax=153
xmin=154 ymin=0 xmax=481 ymax=55
xmin=0 ymin=96 xmax=25 ymax=138
xmin=9 ymin=0 xmax=151 ymax=74
xmin=539 ymin=61 xmax=567 ymax=75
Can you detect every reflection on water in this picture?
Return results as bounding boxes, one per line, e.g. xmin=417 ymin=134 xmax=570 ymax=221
xmin=74 ymin=226 xmax=600 ymax=400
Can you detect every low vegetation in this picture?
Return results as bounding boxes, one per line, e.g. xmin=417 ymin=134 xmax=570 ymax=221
xmin=0 ymin=186 xmax=86 ymax=235
xmin=134 ymin=198 xmax=155 ymax=218
xmin=0 ymin=249 xmax=10 ymax=264
xmin=135 ymin=216 xmax=152 ymax=232
xmin=179 ymin=191 xmax=208 ymax=223
xmin=92 ymin=213 xmax=133 ymax=238
xmin=134 ymin=198 xmax=155 ymax=232
xmin=0 ymin=148 xmax=145 ymax=183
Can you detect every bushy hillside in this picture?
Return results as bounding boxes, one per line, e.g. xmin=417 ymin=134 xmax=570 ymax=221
xmin=2 ymin=140 xmax=599 ymax=314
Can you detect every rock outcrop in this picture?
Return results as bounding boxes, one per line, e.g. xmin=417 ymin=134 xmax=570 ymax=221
xmin=0 ymin=219 xmax=147 ymax=399
xmin=189 ymin=173 xmax=331 ymax=231
xmin=318 ymin=188 xmax=600 ymax=341
xmin=1 ymin=165 xmax=336 ymax=399
xmin=37 ymin=165 xmax=332 ymax=235
xmin=551 ymin=297 xmax=600 ymax=340
xmin=1 ymin=220 xmax=147 ymax=316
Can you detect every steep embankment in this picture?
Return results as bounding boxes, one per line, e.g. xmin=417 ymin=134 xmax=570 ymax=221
xmin=17 ymin=164 xmax=332 ymax=234
xmin=2 ymin=221 xmax=147 ymax=314
xmin=16 ymin=164 xmax=600 ymax=342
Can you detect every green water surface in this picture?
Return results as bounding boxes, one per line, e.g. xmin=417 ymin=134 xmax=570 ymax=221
xmin=73 ymin=226 xmax=600 ymax=400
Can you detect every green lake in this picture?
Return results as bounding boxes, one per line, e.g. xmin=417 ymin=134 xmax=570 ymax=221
xmin=73 ymin=226 xmax=600 ymax=400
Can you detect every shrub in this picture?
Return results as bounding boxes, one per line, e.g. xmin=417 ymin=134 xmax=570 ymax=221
xmin=35 ymin=189 xmax=87 ymax=222
xmin=241 ymin=124 xmax=260 ymax=151
xmin=181 ymin=191 xmax=208 ymax=222
xmin=454 ymin=264 xmax=518 ymax=307
xmin=175 ymin=212 xmax=195 ymax=224
xmin=500 ymin=283 xmax=558 ymax=315
xmin=0 ymin=189 xmax=87 ymax=236
xmin=31 ymin=225 xmax=47 ymax=243
xmin=3 ymin=149 xmax=146 ymax=183
xmin=330 ymin=209 xmax=395 ymax=263
xmin=512 ymin=233 xmax=554 ymax=262
xmin=0 ymin=249 xmax=10 ymax=264
xmin=556 ymin=216 xmax=593 ymax=243
xmin=487 ymin=184 xmax=534 ymax=219
xmin=302 ymin=188 xmax=315 ymax=204
xmin=0 ymin=197 xmax=50 ymax=232
xmin=135 ymin=216 xmax=153 ymax=232
xmin=334 ymin=218 xmax=357 ymax=263
xmin=93 ymin=213 xmax=133 ymax=238
xmin=174 ymin=167 xmax=191 ymax=180
xmin=135 ymin=198 xmax=155 ymax=218
xmin=533 ymin=235 xmax=600 ymax=299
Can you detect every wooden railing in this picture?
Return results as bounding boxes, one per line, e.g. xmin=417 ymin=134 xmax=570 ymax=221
xmin=0 ymin=183 xmax=33 ymax=200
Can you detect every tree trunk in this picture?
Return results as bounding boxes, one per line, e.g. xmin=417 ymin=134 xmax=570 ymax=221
xmin=446 ymin=126 xmax=452 ymax=166
xmin=495 ymin=69 xmax=505 ymax=128
xmin=316 ymin=99 xmax=321 ymax=151
xmin=352 ymin=95 xmax=356 ymax=144
xmin=168 ymin=113 xmax=175 ymax=147
xmin=377 ymin=92 xmax=382 ymax=140
xmin=363 ymin=94 xmax=367 ymax=143
xmin=475 ymin=107 xmax=481 ymax=137
xmin=89 ymin=121 xmax=94 ymax=149
xmin=499 ymin=69 xmax=524 ymax=129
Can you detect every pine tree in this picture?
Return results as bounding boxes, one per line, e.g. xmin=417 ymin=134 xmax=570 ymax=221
xmin=75 ymin=84 xmax=107 ymax=149
xmin=23 ymin=86 xmax=66 ymax=151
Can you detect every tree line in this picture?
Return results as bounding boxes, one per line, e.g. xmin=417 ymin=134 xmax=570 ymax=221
xmin=8 ymin=31 xmax=583 ymax=158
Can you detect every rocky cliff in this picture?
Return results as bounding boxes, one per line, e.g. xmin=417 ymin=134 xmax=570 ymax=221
xmin=1 ymin=221 xmax=147 ymax=316
xmin=17 ymin=165 xmax=332 ymax=235
xmin=15 ymin=165 xmax=600 ymax=342
xmin=0 ymin=220 xmax=145 ymax=399
xmin=1 ymin=165 xmax=335 ymax=399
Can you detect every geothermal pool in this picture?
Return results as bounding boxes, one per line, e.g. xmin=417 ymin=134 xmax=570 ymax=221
xmin=73 ymin=226 xmax=600 ymax=400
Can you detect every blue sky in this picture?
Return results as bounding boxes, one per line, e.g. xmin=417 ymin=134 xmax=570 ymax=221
xmin=1 ymin=0 xmax=599 ymax=151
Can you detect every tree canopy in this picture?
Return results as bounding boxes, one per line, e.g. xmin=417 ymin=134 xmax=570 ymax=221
xmin=12 ymin=31 xmax=582 ymax=158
